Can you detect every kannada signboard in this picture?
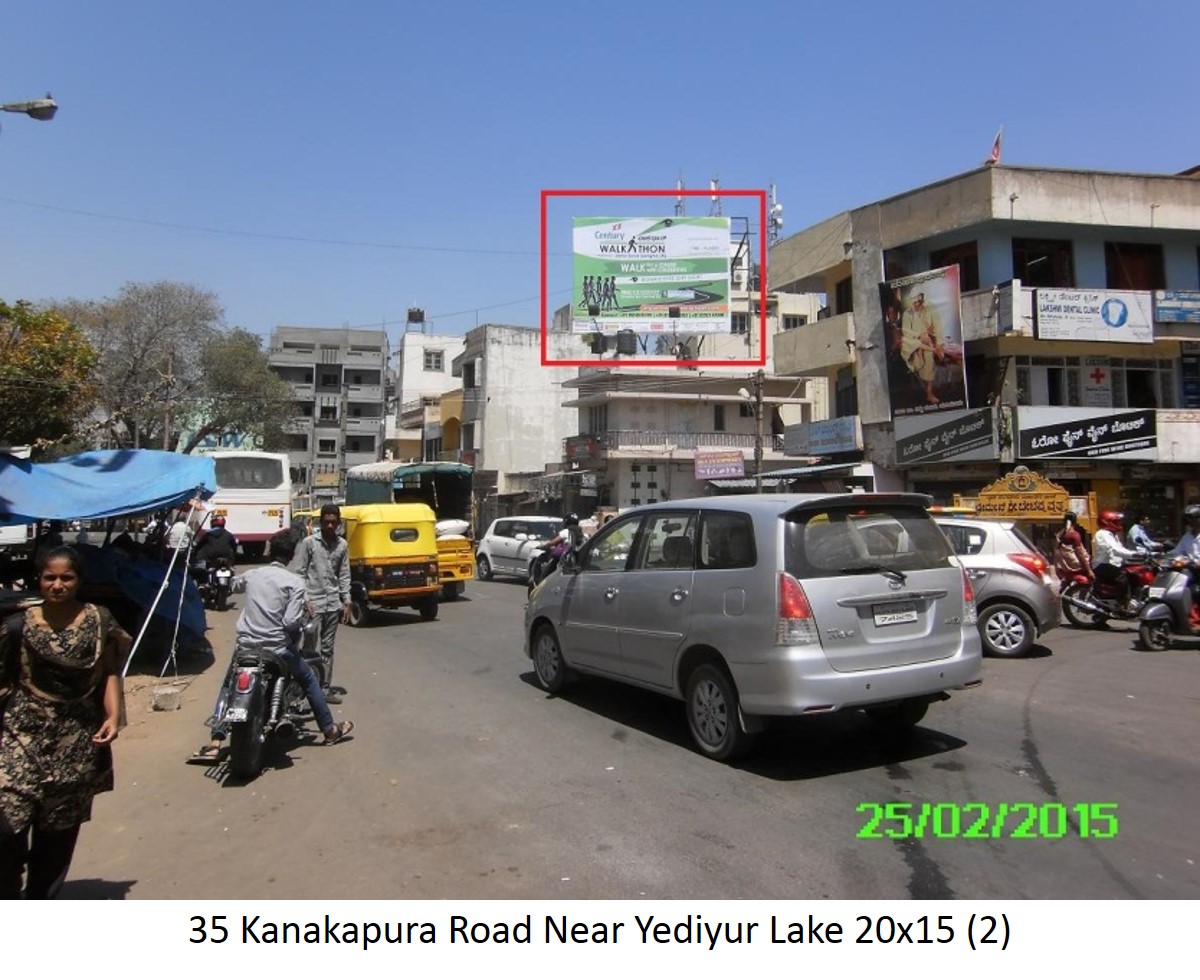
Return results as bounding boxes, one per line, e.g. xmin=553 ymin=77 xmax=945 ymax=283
xmin=1016 ymin=407 xmax=1157 ymax=461
xmin=571 ymin=216 xmax=730 ymax=335
xmin=894 ymin=408 xmax=996 ymax=465
xmin=694 ymin=448 xmax=745 ymax=480
xmin=974 ymin=469 xmax=1071 ymax=522
xmin=1035 ymin=289 xmax=1153 ymax=343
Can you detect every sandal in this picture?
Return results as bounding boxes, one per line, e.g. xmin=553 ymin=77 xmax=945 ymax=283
xmin=187 ymin=744 xmax=222 ymax=764
xmin=323 ymin=720 xmax=354 ymax=745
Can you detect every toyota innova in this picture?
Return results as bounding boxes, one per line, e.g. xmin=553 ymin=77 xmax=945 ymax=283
xmin=524 ymin=493 xmax=982 ymax=760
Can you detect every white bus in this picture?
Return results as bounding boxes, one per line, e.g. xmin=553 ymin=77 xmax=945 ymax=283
xmin=203 ymin=451 xmax=292 ymax=560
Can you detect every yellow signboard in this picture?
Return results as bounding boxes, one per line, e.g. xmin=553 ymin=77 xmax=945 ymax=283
xmin=972 ymin=468 xmax=1070 ymax=521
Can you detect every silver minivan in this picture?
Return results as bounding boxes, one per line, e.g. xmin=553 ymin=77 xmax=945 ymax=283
xmin=524 ymin=493 xmax=982 ymax=760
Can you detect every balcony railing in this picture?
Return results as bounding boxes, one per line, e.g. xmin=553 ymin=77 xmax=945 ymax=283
xmin=599 ymin=430 xmax=785 ymax=452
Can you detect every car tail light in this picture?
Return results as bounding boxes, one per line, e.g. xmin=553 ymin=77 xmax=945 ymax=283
xmin=1008 ymin=552 xmax=1049 ymax=579
xmin=777 ymin=572 xmax=818 ymax=645
xmin=961 ymin=567 xmax=978 ymax=626
xmin=235 ymin=669 xmax=254 ymax=692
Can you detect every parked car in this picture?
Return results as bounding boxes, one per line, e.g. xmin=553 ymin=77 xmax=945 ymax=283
xmin=525 ymin=494 xmax=983 ymax=761
xmin=476 ymin=516 xmax=562 ymax=583
xmin=934 ymin=516 xmax=1060 ymax=658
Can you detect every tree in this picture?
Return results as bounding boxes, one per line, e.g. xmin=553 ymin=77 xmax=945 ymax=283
xmin=0 ymin=300 xmax=98 ymax=448
xmin=57 ymin=281 xmax=224 ymax=449
xmin=177 ymin=328 xmax=295 ymax=454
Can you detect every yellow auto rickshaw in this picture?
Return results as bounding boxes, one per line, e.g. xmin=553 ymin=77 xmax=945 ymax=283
xmin=339 ymin=503 xmax=441 ymax=626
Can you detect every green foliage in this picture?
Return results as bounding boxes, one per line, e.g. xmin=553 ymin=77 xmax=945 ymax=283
xmin=0 ymin=300 xmax=98 ymax=447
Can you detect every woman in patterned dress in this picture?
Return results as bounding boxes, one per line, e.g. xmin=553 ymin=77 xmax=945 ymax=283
xmin=0 ymin=545 xmax=128 ymax=899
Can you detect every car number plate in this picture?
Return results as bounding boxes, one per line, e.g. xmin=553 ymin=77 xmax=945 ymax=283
xmin=873 ymin=602 xmax=918 ymax=626
xmin=224 ymin=707 xmax=248 ymax=723
xmin=1148 ymin=586 xmax=1166 ymax=598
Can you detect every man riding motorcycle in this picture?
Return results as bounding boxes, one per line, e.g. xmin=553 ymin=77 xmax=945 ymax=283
xmin=1092 ymin=510 xmax=1148 ymax=610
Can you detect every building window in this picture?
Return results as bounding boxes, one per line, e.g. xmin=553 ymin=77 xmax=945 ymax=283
xmin=930 ymin=241 xmax=980 ymax=292
xmin=424 ymin=350 xmax=444 ymax=372
xmin=462 ymin=361 xmax=477 ymax=389
xmin=588 ymin=404 xmax=608 ymax=435
xmin=731 ymin=313 xmax=749 ymax=335
xmin=317 ymin=439 xmax=336 ymax=455
xmin=1012 ymin=238 xmax=1074 ymax=288
xmin=835 ymin=365 xmax=857 ymax=417
xmin=834 ymin=277 xmax=853 ymax=314
xmin=713 ymin=404 xmax=726 ymax=432
xmin=320 ymin=372 xmax=339 ymax=387
xmin=739 ymin=403 xmax=754 ymax=418
xmin=319 ymin=406 xmax=337 ymax=421
xmin=782 ymin=315 xmax=808 ymax=331
xmin=1105 ymin=242 xmax=1165 ymax=291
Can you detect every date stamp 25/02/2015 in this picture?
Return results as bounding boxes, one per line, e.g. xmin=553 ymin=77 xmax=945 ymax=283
xmin=855 ymin=801 xmax=1119 ymax=840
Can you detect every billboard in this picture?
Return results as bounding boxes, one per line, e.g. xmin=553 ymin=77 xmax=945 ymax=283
xmin=894 ymin=408 xmax=996 ymax=466
xmin=1035 ymin=289 xmax=1153 ymax=343
xmin=880 ymin=265 xmax=968 ymax=418
xmin=571 ymin=216 xmax=730 ymax=334
xmin=1016 ymin=407 xmax=1157 ymax=460
xmin=694 ymin=448 xmax=745 ymax=480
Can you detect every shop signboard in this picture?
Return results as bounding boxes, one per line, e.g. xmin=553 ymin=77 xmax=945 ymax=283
xmin=694 ymin=448 xmax=745 ymax=480
xmin=1035 ymin=289 xmax=1153 ymax=343
xmin=1016 ymin=407 xmax=1157 ymax=460
xmin=894 ymin=408 xmax=996 ymax=465
xmin=879 ymin=265 xmax=968 ymax=419
xmin=973 ymin=468 xmax=1071 ymax=522
xmin=1082 ymin=356 xmax=1112 ymax=407
xmin=783 ymin=416 xmax=861 ymax=457
xmin=565 ymin=435 xmax=599 ymax=463
xmin=1154 ymin=290 xmax=1200 ymax=324
xmin=571 ymin=216 xmax=730 ymax=334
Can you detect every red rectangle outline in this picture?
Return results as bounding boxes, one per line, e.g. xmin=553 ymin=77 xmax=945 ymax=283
xmin=540 ymin=189 xmax=768 ymax=368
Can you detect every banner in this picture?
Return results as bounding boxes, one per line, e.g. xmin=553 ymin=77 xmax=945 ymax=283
xmin=572 ymin=217 xmax=730 ymax=334
xmin=894 ymin=408 xmax=996 ymax=465
xmin=879 ymin=265 xmax=967 ymax=418
xmin=694 ymin=448 xmax=745 ymax=480
xmin=1016 ymin=407 xmax=1157 ymax=460
xmin=1035 ymin=289 xmax=1153 ymax=343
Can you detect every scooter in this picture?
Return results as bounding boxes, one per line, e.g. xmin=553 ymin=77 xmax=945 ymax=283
xmin=1137 ymin=558 xmax=1200 ymax=651
xmin=1060 ymin=557 xmax=1158 ymax=629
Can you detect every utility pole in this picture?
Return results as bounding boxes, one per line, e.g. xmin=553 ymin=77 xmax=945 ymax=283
xmin=162 ymin=353 xmax=174 ymax=451
xmin=753 ymin=369 xmax=765 ymax=493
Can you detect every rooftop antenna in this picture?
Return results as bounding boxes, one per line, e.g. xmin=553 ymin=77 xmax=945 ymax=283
xmin=675 ymin=174 xmax=686 ymax=217
xmin=768 ymin=182 xmax=784 ymax=244
xmin=709 ymin=176 xmax=721 ymax=217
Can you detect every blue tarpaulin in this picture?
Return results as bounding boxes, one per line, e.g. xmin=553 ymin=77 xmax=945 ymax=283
xmin=0 ymin=449 xmax=216 ymax=525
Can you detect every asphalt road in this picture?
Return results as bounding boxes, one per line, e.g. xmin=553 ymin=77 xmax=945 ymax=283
xmin=66 ymin=578 xmax=1200 ymax=900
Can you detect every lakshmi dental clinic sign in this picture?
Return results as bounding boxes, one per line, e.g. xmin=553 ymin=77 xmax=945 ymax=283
xmin=1016 ymin=407 xmax=1158 ymax=461
xmin=1035 ymin=289 xmax=1153 ymax=344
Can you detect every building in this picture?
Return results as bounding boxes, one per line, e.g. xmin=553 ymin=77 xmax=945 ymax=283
xmin=267 ymin=326 xmax=389 ymax=504
xmin=769 ymin=162 xmax=1200 ymax=536
xmin=387 ymin=325 xmax=465 ymax=462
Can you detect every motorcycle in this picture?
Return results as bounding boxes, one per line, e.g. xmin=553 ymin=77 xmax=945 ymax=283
xmin=1060 ymin=556 xmax=1158 ymax=629
xmin=217 ymin=619 xmax=323 ymax=779
xmin=1137 ymin=558 xmax=1200 ymax=651
xmin=191 ymin=557 xmax=235 ymax=611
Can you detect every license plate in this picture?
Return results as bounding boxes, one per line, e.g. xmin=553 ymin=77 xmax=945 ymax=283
xmin=1148 ymin=586 xmax=1166 ymax=598
xmin=224 ymin=707 xmax=248 ymax=723
xmin=873 ymin=602 xmax=918 ymax=626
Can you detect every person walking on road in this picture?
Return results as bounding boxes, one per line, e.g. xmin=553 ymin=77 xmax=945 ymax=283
xmin=293 ymin=504 xmax=351 ymax=704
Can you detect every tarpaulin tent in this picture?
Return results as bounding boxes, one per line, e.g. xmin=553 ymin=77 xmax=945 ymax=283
xmin=0 ymin=448 xmax=216 ymax=524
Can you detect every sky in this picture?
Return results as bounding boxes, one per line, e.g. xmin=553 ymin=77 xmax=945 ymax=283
xmin=1 ymin=0 xmax=1197 ymax=348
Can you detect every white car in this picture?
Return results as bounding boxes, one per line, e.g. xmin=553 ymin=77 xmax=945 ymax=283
xmin=476 ymin=516 xmax=563 ymax=583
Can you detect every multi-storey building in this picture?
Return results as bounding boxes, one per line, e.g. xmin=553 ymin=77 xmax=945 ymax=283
xmin=770 ymin=162 xmax=1200 ymax=535
xmin=267 ymin=326 xmax=388 ymax=503
xmin=387 ymin=326 xmax=465 ymax=461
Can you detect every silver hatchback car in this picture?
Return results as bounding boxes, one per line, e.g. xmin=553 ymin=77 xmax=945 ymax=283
xmin=934 ymin=517 xmax=1061 ymax=658
xmin=525 ymin=494 xmax=983 ymax=760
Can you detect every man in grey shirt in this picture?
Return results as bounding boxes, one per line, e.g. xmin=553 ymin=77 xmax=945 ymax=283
xmin=190 ymin=530 xmax=353 ymax=763
xmin=294 ymin=503 xmax=352 ymax=703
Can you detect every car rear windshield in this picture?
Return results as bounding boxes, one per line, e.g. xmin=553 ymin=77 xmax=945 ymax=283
xmin=784 ymin=503 xmax=955 ymax=578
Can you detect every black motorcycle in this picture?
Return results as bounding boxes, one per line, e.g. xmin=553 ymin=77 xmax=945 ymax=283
xmin=191 ymin=557 xmax=235 ymax=611
xmin=1137 ymin=558 xmax=1198 ymax=651
xmin=217 ymin=621 xmax=324 ymax=779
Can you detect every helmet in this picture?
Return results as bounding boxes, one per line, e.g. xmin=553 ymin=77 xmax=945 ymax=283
xmin=1185 ymin=504 xmax=1200 ymax=524
xmin=211 ymin=515 xmax=226 ymax=529
xmin=562 ymin=513 xmax=580 ymax=528
xmin=1098 ymin=510 xmax=1125 ymax=533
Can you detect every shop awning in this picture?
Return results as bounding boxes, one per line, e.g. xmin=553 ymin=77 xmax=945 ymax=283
xmin=707 ymin=463 xmax=857 ymax=490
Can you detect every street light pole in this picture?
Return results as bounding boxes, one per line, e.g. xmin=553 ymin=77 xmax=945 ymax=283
xmin=753 ymin=369 xmax=765 ymax=494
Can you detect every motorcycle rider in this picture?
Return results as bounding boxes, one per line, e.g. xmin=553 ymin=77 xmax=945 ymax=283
xmin=188 ymin=529 xmax=353 ymax=763
xmin=533 ymin=513 xmax=585 ymax=583
xmin=1092 ymin=510 xmax=1147 ymax=610
xmin=1169 ymin=504 xmax=1200 ymax=563
xmin=194 ymin=515 xmax=238 ymax=567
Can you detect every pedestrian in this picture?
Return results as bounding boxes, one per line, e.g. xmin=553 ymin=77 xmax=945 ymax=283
xmin=293 ymin=504 xmax=351 ymax=704
xmin=0 ymin=545 xmax=129 ymax=899
xmin=1052 ymin=512 xmax=1092 ymax=593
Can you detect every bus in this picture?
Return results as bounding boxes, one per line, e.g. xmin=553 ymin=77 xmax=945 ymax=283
xmin=202 ymin=451 xmax=292 ymax=560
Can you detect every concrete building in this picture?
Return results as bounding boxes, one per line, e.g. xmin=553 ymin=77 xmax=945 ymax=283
xmin=267 ymin=326 xmax=389 ymax=503
xmin=387 ymin=326 xmax=465 ymax=461
xmin=770 ymin=162 xmax=1200 ymax=536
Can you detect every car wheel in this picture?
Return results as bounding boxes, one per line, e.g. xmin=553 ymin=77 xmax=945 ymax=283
xmin=1061 ymin=583 xmax=1108 ymax=629
xmin=1138 ymin=619 xmax=1171 ymax=652
xmin=441 ymin=581 xmax=463 ymax=601
xmin=532 ymin=623 xmax=571 ymax=694
xmin=979 ymin=602 xmax=1035 ymax=657
xmin=348 ymin=599 xmax=368 ymax=628
xmin=865 ymin=698 xmax=929 ymax=734
xmin=418 ymin=595 xmax=439 ymax=621
xmin=685 ymin=663 xmax=755 ymax=762
xmin=476 ymin=555 xmax=493 ymax=581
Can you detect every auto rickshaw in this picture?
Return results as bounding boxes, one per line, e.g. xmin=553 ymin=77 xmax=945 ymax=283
xmin=339 ymin=503 xmax=441 ymax=626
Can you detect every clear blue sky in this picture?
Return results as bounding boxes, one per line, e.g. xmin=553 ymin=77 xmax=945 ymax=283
xmin=2 ymin=0 xmax=1196 ymax=344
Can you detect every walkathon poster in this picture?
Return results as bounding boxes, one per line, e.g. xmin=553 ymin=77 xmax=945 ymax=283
xmin=571 ymin=216 xmax=730 ymax=334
